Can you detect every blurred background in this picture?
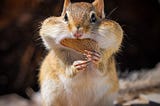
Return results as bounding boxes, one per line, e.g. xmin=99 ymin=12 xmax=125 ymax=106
xmin=0 ymin=0 xmax=160 ymax=105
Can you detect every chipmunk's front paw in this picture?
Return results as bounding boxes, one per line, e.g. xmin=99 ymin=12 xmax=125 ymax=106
xmin=67 ymin=60 xmax=89 ymax=77
xmin=84 ymin=50 xmax=101 ymax=65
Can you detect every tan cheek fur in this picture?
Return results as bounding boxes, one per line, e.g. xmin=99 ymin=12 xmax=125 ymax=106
xmin=98 ymin=20 xmax=123 ymax=52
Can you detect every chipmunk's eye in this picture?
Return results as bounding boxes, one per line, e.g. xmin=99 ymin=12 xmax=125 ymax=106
xmin=90 ymin=13 xmax=97 ymax=23
xmin=64 ymin=13 xmax=68 ymax=22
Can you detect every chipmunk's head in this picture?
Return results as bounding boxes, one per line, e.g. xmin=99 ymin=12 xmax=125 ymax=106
xmin=40 ymin=0 xmax=123 ymax=51
xmin=61 ymin=0 xmax=105 ymax=39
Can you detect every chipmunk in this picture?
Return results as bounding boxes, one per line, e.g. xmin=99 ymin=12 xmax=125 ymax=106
xmin=39 ymin=0 xmax=123 ymax=106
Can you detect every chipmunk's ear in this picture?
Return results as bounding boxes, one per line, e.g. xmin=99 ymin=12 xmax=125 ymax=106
xmin=92 ymin=0 xmax=105 ymax=19
xmin=61 ymin=0 xmax=71 ymax=16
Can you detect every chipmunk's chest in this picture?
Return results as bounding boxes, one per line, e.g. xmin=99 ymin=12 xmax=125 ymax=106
xmin=59 ymin=69 xmax=110 ymax=106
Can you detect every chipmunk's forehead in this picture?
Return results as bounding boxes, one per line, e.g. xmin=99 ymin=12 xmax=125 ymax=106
xmin=67 ymin=2 xmax=94 ymax=15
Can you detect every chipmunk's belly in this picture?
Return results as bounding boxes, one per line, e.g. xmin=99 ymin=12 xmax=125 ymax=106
xmin=59 ymin=69 xmax=113 ymax=106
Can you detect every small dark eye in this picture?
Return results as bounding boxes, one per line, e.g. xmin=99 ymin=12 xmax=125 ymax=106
xmin=90 ymin=13 xmax=97 ymax=23
xmin=64 ymin=13 xmax=68 ymax=22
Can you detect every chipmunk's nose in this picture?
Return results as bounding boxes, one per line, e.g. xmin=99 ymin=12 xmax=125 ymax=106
xmin=73 ymin=24 xmax=83 ymax=38
xmin=74 ymin=32 xmax=82 ymax=38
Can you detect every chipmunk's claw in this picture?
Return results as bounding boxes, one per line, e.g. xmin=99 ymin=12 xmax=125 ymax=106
xmin=73 ymin=60 xmax=89 ymax=71
xmin=84 ymin=50 xmax=101 ymax=65
xmin=68 ymin=60 xmax=89 ymax=77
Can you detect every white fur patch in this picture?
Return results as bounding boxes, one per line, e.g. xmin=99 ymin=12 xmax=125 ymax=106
xmin=41 ymin=79 xmax=58 ymax=106
xmin=40 ymin=21 xmax=72 ymax=49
